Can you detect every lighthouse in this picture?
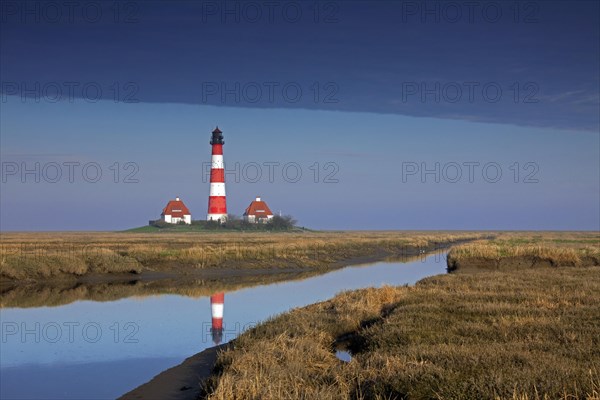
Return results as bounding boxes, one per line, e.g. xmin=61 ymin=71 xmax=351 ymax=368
xmin=210 ymin=292 xmax=224 ymax=345
xmin=207 ymin=127 xmax=227 ymax=222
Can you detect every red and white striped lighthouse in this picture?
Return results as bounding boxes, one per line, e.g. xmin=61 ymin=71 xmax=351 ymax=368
xmin=207 ymin=127 xmax=227 ymax=222
xmin=210 ymin=292 xmax=224 ymax=345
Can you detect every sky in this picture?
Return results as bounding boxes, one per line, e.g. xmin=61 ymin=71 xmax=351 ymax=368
xmin=0 ymin=0 xmax=599 ymax=231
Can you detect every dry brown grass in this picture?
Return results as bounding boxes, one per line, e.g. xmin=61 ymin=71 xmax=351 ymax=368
xmin=0 ymin=231 xmax=484 ymax=282
xmin=447 ymin=232 xmax=599 ymax=271
xmin=205 ymin=268 xmax=600 ymax=399
xmin=202 ymin=232 xmax=600 ymax=400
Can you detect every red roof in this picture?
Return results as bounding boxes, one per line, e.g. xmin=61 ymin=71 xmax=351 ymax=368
xmin=244 ymin=198 xmax=273 ymax=218
xmin=162 ymin=198 xmax=191 ymax=217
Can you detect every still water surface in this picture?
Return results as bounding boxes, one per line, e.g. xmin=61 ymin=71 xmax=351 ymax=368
xmin=1 ymin=252 xmax=447 ymax=399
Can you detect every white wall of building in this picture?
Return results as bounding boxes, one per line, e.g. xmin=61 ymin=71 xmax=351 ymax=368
xmin=243 ymin=214 xmax=274 ymax=223
xmin=162 ymin=214 xmax=192 ymax=224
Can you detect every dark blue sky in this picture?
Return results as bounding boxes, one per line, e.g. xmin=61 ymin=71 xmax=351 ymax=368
xmin=2 ymin=0 xmax=598 ymax=129
xmin=1 ymin=1 xmax=599 ymax=230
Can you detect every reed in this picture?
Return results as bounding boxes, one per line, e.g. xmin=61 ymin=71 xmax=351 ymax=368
xmin=202 ymin=231 xmax=600 ymax=400
xmin=1 ymin=231 xmax=484 ymax=282
xmin=448 ymin=232 xmax=599 ymax=270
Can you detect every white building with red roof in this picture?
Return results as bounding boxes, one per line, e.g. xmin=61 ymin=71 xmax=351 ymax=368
xmin=243 ymin=196 xmax=274 ymax=223
xmin=161 ymin=197 xmax=192 ymax=224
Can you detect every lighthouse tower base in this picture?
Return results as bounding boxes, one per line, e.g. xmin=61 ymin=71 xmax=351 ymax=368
xmin=207 ymin=214 xmax=227 ymax=222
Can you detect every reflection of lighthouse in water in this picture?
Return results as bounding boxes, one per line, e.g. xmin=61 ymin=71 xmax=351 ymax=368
xmin=210 ymin=292 xmax=224 ymax=345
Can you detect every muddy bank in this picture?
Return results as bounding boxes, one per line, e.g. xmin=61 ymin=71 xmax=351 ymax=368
xmin=118 ymin=344 xmax=228 ymax=400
